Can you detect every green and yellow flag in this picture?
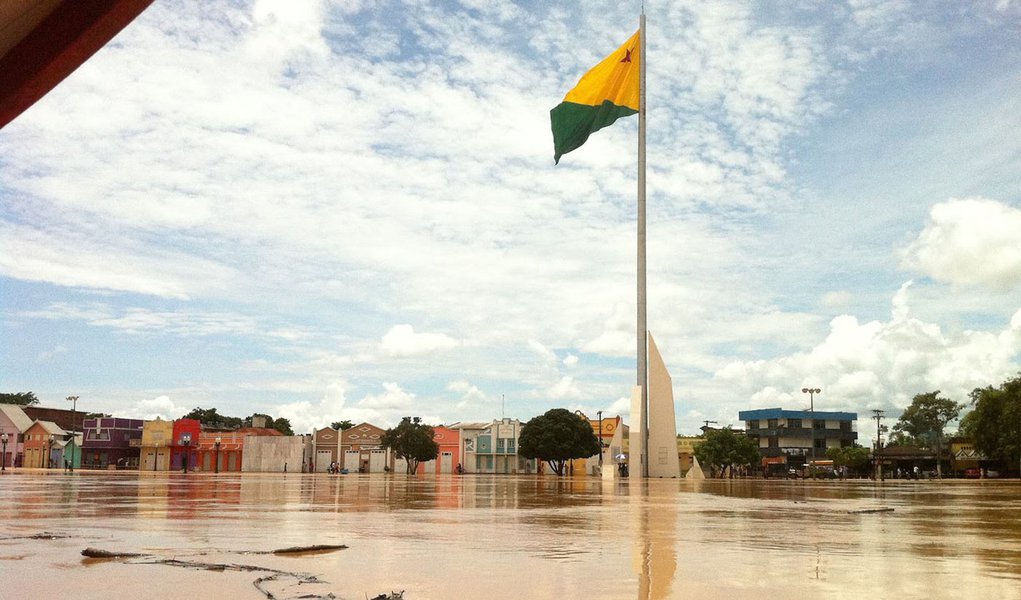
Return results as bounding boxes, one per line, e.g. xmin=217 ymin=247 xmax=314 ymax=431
xmin=550 ymin=30 xmax=640 ymax=164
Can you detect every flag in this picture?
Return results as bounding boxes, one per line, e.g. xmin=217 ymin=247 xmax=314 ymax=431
xmin=550 ymin=30 xmax=640 ymax=164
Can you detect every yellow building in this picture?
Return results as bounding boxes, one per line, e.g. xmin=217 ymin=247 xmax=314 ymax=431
xmin=140 ymin=418 xmax=174 ymax=471
xmin=568 ymin=412 xmax=626 ymax=475
xmin=677 ymin=435 xmax=702 ymax=476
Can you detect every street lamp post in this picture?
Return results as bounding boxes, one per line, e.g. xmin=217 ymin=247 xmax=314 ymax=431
xmin=66 ymin=396 xmax=78 ymax=473
xmin=802 ymin=387 xmax=821 ymax=466
xmin=214 ymin=437 xmax=222 ymax=474
xmin=181 ymin=433 xmax=191 ymax=474
xmin=2 ymin=433 xmax=8 ymax=472
xmin=597 ymin=411 xmax=603 ymax=469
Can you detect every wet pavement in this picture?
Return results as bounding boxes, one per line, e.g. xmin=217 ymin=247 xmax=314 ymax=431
xmin=1 ymin=471 xmax=1020 ymax=599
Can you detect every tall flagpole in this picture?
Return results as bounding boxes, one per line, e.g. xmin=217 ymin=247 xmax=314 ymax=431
xmin=637 ymin=11 xmax=648 ymax=477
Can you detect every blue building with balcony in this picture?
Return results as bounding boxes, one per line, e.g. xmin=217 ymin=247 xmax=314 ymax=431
xmin=738 ymin=407 xmax=858 ymax=470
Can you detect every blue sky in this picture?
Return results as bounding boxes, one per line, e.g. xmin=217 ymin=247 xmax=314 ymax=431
xmin=1 ymin=0 xmax=1019 ymax=435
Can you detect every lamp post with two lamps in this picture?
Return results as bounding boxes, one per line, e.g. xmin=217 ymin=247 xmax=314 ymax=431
xmin=66 ymin=395 xmax=78 ymax=472
xmin=2 ymin=433 xmax=8 ymax=472
xmin=181 ymin=433 xmax=191 ymax=474
xmin=802 ymin=387 xmax=821 ymax=465
xmin=214 ymin=436 xmax=222 ymax=474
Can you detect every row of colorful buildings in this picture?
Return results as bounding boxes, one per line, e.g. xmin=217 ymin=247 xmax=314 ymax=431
xmin=1 ymin=404 xmax=308 ymax=473
xmin=2 ymin=403 xmax=627 ymax=475
xmin=309 ymin=415 xmax=626 ymax=475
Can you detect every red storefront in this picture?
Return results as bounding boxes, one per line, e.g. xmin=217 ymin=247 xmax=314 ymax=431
xmin=171 ymin=419 xmax=201 ymax=471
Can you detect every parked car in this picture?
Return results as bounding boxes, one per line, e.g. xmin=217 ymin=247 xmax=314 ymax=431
xmin=963 ymin=468 xmax=981 ymax=479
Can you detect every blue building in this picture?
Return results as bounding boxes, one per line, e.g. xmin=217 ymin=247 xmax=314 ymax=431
xmin=738 ymin=408 xmax=858 ymax=470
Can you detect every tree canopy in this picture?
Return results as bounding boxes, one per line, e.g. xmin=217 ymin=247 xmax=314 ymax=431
xmin=893 ymin=390 xmax=963 ymax=478
xmin=693 ymin=427 xmax=759 ymax=478
xmin=331 ymin=420 xmax=354 ymax=431
xmin=967 ymin=374 xmax=1021 ymax=475
xmin=180 ymin=407 xmax=293 ymax=435
xmin=0 ymin=392 xmax=39 ymax=406
xmin=182 ymin=407 xmax=242 ymax=429
xmin=252 ymin=413 xmax=293 ymax=436
xmin=382 ymin=417 xmax=439 ymax=474
xmin=518 ymin=408 xmax=600 ymax=476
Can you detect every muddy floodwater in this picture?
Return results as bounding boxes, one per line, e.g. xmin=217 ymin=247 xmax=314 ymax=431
xmin=1 ymin=472 xmax=1020 ymax=599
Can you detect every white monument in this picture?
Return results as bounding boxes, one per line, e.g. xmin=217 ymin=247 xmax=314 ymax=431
xmin=630 ymin=332 xmax=680 ymax=478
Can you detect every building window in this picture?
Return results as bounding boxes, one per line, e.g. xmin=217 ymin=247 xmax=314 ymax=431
xmin=748 ymin=420 xmax=759 ymax=429
xmin=813 ymin=420 xmax=826 ymax=430
xmin=768 ymin=437 xmax=779 ymax=448
xmin=767 ymin=419 xmax=778 ymax=428
xmin=840 ymin=421 xmax=852 ymax=432
xmin=814 ymin=439 xmax=826 ymax=449
xmin=788 ymin=418 xmax=802 ymax=429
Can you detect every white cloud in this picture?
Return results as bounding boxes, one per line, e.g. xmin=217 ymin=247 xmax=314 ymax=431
xmin=902 ymin=198 xmax=1021 ymax=291
xmin=0 ymin=223 xmax=235 ymax=299
xmin=528 ymin=340 xmax=558 ymax=364
xmin=448 ymin=380 xmax=487 ymax=410
xmin=380 ymin=325 xmax=459 ymax=357
xmin=274 ymin=380 xmax=351 ymax=434
xmin=606 ymin=396 xmax=631 ymax=418
xmin=124 ymin=395 xmax=182 ymax=421
xmin=1 ymin=2 xmax=1017 ymax=438
xmin=357 ymin=382 xmax=416 ymax=410
xmin=36 ymin=345 xmax=68 ymax=362
xmin=822 ymin=291 xmax=853 ymax=308
xmin=548 ymin=376 xmax=584 ymax=401
xmin=716 ymin=282 xmax=1021 ymax=415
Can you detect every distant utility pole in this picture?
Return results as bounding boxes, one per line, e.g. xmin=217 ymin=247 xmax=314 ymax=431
xmin=702 ymin=420 xmax=718 ymax=431
xmin=872 ymin=409 xmax=885 ymax=481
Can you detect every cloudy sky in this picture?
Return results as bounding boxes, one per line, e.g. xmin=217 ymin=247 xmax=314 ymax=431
xmin=2 ymin=0 xmax=1019 ymax=436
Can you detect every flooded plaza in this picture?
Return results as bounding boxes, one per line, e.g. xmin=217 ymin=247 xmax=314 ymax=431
xmin=1 ymin=471 xmax=1020 ymax=599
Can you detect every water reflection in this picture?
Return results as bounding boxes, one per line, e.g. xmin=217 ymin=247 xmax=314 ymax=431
xmin=1 ymin=473 xmax=1020 ymax=599
xmin=631 ymin=480 xmax=678 ymax=600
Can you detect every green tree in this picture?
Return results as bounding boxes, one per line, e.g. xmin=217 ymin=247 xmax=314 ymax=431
xmin=382 ymin=417 xmax=439 ymax=474
xmin=968 ymin=374 xmax=1021 ymax=477
xmin=331 ymin=420 xmax=354 ymax=431
xmin=271 ymin=417 xmax=294 ymax=436
xmin=518 ymin=408 xmax=600 ymax=476
xmin=886 ymin=430 xmax=923 ymax=447
xmin=826 ymin=446 xmax=870 ymax=476
xmin=182 ymin=407 xmax=242 ymax=429
xmin=0 ymin=392 xmax=39 ymax=406
xmin=693 ymin=427 xmax=759 ymax=478
xmin=893 ymin=391 xmax=964 ymax=479
xmin=957 ymin=409 xmax=978 ymax=440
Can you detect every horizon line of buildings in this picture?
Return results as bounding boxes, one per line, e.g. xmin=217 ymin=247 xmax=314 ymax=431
xmin=1 ymin=402 xmax=1001 ymax=477
xmin=1 ymin=403 xmax=627 ymax=475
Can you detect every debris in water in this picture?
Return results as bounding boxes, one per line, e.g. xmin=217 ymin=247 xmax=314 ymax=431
xmin=81 ymin=547 xmax=146 ymax=558
xmin=271 ymin=544 xmax=348 ymax=555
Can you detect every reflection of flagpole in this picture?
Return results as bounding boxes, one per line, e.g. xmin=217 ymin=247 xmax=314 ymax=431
xmin=637 ymin=12 xmax=649 ymax=477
